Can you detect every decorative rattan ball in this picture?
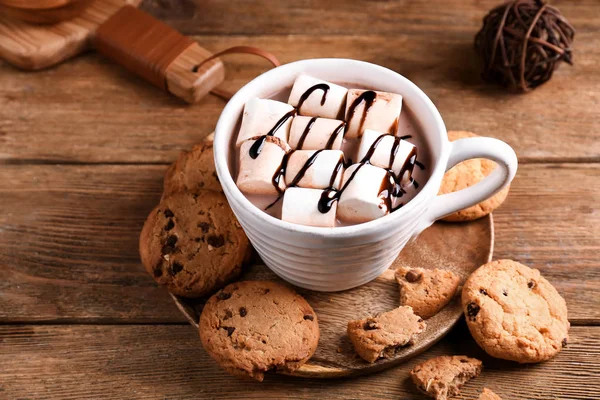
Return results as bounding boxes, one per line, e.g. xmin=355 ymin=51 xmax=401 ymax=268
xmin=475 ymin=0 xmax=575 ymax=92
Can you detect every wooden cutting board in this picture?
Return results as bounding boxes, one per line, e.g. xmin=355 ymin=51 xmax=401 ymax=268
xmin=172 ymin=215 xmax=493 ymax=378
xmin=0 ymin=0 xmax=225 ymax=103
xmin=0 ymin=0 xmax=141 ymax=70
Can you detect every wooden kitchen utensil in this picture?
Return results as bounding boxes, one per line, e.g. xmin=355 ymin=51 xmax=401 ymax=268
xmin=0 ymin=0 xmax=225 ymax=103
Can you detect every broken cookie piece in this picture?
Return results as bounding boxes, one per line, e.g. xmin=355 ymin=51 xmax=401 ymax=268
xmin=347 ymin=306 xmax=426 ymax=363
xmin=410 ymin=355 xmax=482 ymax=400
xmin=395 ymin=267 xmax=460 ymax=319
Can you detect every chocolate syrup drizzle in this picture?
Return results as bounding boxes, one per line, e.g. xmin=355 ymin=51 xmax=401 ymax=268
xmin=296 ymin=119 xmax=346 ymax=151
xmin=249 ymin=109 xmax=297 ymax=159
xmin=345 ymin=90 xmax=377 ymax=136
xmin=317 ymin=133 xmax=417 ymax=214
xmin=265 ymin=149 xmax=346 ymax=211
xmin=325 ymin=122 xmax=346 ymax=150
xmin=247 ymin=85 xmax=424 ymax=216
xmin=296 ymin=83 xmax=329 ymax=111
xmin=296 ymin=117 xmax=317 ymax=150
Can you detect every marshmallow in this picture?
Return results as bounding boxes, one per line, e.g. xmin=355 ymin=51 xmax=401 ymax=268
xmin=285 ymin=150 xmax=345 ymax=190
xmin=357 ymin=129 xmax=417 ymax=185
xmin=289 ymin=116 xmax=345 ymax=150
xmin=236 ymin=98 xmax=295 ymax=147
xmin=237 ymin=136 xmax=290 ymax=195
xmin=337 ymin=163 xmax=390 ymax=223
xmin=282 ymin=187 xmax=337 ymax=227
xmin=288 ymin=75 xmax=348 ymax=119
xmin=344 ymin=89 xmax=403 ymax=139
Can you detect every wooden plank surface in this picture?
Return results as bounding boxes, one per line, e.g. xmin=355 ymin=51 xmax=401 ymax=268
xmin=1 ymin=163 xmax=598 ymax=323
xmin=1 ymin=18 xmax=598 ymax=163
xmin=138 ymin=0 xmax=600 ymax=36
xmin=0 ymin=323 xmax=598 ymax=399
xmin=1 ymin=0 xmax=599 ymax=397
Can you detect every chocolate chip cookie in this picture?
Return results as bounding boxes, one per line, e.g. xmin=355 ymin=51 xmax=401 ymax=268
xmin=462 ymin=259 xmax=569 ymax=363
xmin=395 ymin=267 xmax=460 ymax=319
xmin=439 ymin=131 xmax=510 ymax=221
xmin=410 ymin=355 xmax=482 ymax=400
xmin=347 ymin=306 xmax=426 ymax=363
xmin=139 ymin=190 xmax=250 ymax=298
xmin=163 ymin=138 xmax=222 ymax=197
xmin=479 ymin=388 xmax=503 ymax=400
xmin=199 ymin=281 xmax=319 ymax=381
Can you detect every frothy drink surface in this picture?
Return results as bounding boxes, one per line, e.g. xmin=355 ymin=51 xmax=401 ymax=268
xmin=232 ymin=78 xmax=432 ymax=227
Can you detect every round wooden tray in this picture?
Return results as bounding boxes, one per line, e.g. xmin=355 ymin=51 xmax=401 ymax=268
xmin=172 ymin=215 xmax=493 ymax=378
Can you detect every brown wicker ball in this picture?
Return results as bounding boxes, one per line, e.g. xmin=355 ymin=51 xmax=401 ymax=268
xmin=475 ymin=0 xmax=575 ymax=92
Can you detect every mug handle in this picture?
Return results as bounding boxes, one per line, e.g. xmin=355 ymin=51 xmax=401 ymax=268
xmin=414 ymin=136 xmax=518 ymax=235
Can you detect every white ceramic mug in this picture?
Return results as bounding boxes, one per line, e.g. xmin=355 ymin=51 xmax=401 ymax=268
xmin=214 ymin=59 xmax=518 ymax=292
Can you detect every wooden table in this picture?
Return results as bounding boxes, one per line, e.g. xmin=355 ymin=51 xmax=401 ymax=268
xmin=1 ymin=1 xmax=599 ymax=398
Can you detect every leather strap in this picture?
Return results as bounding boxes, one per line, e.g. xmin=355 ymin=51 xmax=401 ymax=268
xmin=198 ymin=46 xmax=281 ymax=101
xmin=94 ymin=5 xmax=195 ymax=90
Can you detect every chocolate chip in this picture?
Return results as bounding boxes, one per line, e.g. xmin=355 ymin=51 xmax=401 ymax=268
xmin=207 ymin=235 xmax=225 ymax=248
xmin=304 ymin=314 xmax=314 ymax=321
xmin=171 ymin=262 xmax=183 ymax=275
xmin=459 ymin=358 xmax=468 ymax=363
xmin=198 ymin=222 xmax=210 ymax=233
xmin=223 ymin=327 xmax=235 ymax=336
xmin=467 ymin=303 xmax=480 ymax=320
xmin=166 ymin=235 xmax=178 ymax=246
xmin=562 ymin=338 xmax=568 ymax=347
xmin=528 ymin=281 xmax=536 ymax=289
xmin=363 ymin=321 xmax=377 ymax=330
xmin=161 ymin=244 xmax=175 ymax=254
xmin=153 ymin=268 xmax=162 ymax=278
xmin=480 ymin=288 xmax=489 ymax=296
xmin=164 ymin=209 xmax=174 ymax=218
xmin=239 ymin=307 xmax=247 ymax=317
xmin=216 ymin=291 xmax=231 ymax=301
xmin=417 ymin=318 xmax=423 ymax=323
xmin=223 ymin=310 xmax=233 ymax=320
xmin=162 ymin=235 xmax=179 ymax=254
xmin=194 ymin=237 xmax=203 ymax=242
xmin=502 ymin=289 xmax=508 ymax=296
xmin=405 ymin=270 xmax=422 ymax=283
xmin=164 ymin=220 xmax=175 ymax=231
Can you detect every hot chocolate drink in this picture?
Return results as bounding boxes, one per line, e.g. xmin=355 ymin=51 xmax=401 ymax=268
xmin=233 ymin=75 xmax=431 ymax=227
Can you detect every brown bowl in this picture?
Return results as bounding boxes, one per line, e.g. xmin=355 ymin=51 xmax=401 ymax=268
xmin=0 ymin=0 xmax=93 ymax=24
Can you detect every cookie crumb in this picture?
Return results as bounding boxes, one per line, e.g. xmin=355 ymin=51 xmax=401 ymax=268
xmin=478 ymin=387 xmax=503 ymax=400
xmin=410 ymin=355 xmax=482 ymax=399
